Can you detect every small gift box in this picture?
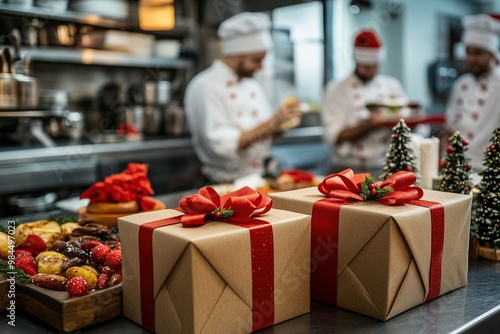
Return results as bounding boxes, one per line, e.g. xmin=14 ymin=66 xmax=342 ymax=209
xmin=270 ymin=169 xmax=472 ymax=320
xmin=119 ymin=187 xmax=310 ymax=333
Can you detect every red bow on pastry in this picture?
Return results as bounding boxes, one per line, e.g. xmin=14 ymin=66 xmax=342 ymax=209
xmin=318 ymin=168 xmax=423 ymax=205
xmin=178 ymin=186 xmax=273 ymax=227
xmin=80 ymin=162 xmax=156 ymax=210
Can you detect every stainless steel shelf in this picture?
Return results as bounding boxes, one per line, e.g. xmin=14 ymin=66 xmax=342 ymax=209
xmin=0 ymin=4 xmax=193 ymax=37
xmin=20 ymin=47 xmax=193 ymax=69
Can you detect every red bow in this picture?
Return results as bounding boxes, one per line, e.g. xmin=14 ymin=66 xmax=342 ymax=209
xmin=318 ymin=169 xmax=423 ymax=205
xmin=80 ymin=163 xmax=156 ymax=210
xmin=178 ymin=186 xmax=273 ymax=226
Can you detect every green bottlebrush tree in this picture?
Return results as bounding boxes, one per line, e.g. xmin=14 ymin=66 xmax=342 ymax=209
xmin=381 ymin=119 xmax=419 ymax=183
xmin=475 ymin=127 xmax=500 ymax=249
xmin=436 ymin=131 xmax=473 ymax=194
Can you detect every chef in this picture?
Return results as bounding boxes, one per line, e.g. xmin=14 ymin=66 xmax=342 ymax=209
xmin=445 ymin=14 xmax=500 ymax=172
xmin=184 ymin=12 xmax=301 ymax=183
xmin=321 ymin=29 xmax=406 ymax=177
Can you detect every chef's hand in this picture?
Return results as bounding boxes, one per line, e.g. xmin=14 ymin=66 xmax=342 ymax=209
xmin=368 ymin=109 xmax=388 ymax=126
xmin=272 ymin=98 xmax=302 ymax=132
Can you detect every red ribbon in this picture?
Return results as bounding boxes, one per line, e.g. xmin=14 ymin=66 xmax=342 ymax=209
xmin=138 ymin=186 xmax=274 ymax=332
xmin=312 ymin=169 xmax=444 ymax=305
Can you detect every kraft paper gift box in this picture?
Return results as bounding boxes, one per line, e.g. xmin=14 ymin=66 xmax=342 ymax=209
xmin=119 ymin=205 xmax=310 ymax=333
xmin=270 ymin=180 xmax=472 ymax=321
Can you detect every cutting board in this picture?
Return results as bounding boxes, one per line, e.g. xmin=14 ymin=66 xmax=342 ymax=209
xmin=6 ymin=279 xmax=122 ymax=332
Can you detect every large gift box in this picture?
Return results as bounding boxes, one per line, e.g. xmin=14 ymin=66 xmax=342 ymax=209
xmin=118 ymin=187 xmax=310 ymax=333
xmin=270 ymin=170 xmax=472 ymax=321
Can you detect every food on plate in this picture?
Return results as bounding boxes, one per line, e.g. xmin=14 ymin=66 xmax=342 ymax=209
xmin=0 ymin=214 xmax=123 ymax=298
xmin=0 ymin=232 xmax=8 ymax=260
xmin=78 ymin=163 xmax=166 ymax=226
xmin=264 ymin=168 xmax=320 ymax=191
xmin=14 ymin=220 xmax=61 ymax=248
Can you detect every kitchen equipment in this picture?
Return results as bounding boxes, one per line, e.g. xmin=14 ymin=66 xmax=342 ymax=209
xmin=39 ymin=89 xmax=69 ymax=113
xmin=34 ymin=0 xmax=68 ymax=12
xmin=0 ymin=73 xmax=38 ymax=109
xmin=164 ymin=101 xmax=185 ymax=136
xmin=39 ymin=24 xmax=77 ymax=47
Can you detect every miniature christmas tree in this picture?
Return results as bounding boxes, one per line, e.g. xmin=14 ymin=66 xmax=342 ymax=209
xmin=475 ymin=128 xmax=500 ymax=252
xmin=436 ymin=131 xmax=473 ymax=195
xmin=380 ymin=119 xmax=419 ymax=183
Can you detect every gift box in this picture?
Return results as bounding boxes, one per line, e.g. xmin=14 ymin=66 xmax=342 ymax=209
xmin=270 ymin=170 xmax=472 ymax=321
xmin=119 ymin=187 xmax=310 ymax=333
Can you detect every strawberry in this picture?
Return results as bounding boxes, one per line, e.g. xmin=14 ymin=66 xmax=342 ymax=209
xmin=81 ymin=240 xmax=103 ymax=252
xmin=14 ymin=249 xmax=33 ymax=260
xmin=15 ymin=256 xmax=37 ymax=276
xmin=105 ymin=249 xmax=122 ymax=271
xmin=90 ymin=244 xmax=111 ymax=265
xmin=21 ymin=234 xmax=47 ymax=256
xmin=97 ymin=273 xmax=111 ymax=290
xmin=66 ymin=276 xmax=88 ymax=297
xmin=100 ymin=265 xmax=112 ymax=275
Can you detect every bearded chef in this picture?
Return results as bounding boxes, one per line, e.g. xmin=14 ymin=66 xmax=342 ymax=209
xmin=321 ymin=29 xmax=406 ymax=177
xmin=445 ymin=14 xmax=500 ymax=172
xmin=184 ymin=12 xmax=301 ymax=183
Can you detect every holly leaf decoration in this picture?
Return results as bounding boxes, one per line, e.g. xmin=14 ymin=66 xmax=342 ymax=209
xmin=359 ymin=176 xmax=393 ymax=200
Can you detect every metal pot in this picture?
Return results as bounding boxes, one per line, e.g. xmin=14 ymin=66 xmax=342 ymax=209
xmin=0 ymin=73 xmax=38 ymax=109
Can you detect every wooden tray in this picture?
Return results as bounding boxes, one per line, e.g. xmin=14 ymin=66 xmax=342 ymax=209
xmin=13 ymin=281 xmax=122 ymax=332
xmin=0 ymin=275 xmax=8 ymax=310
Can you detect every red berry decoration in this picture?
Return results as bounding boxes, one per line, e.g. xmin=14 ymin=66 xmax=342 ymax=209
xmin=466 ymin=164 xmax=471 ymax=171
xmin=392 ymin=134 xmax=399 ymax=140
xmin=66 ymin=276 xmax=88 ymax=297
xmin=462 ymin=139 xmax=469 ymax=146
xmin=15 ymin=256 xmax=38 ymax=276
xmin=81 ymin=240 xmax=103 ymax=252
xmin=439 ymin=160 xmax=446 ymax=168
xmin=215 ymin=211 xmax=222 ymax=219
xmin=21 ymin=234 xmax=47 ymax=256
xmin=91 ymin=244 xmax=111 ymax=265
xmin=105 ymin=249 xmax=122 ymax=271
xmin=406 ymin=166 xmax=413 ymax=171
xmin=447 ymin=146 xmax=454 ymax=153
xmin=490 ymin=145 xmax=495 ymax=151
xmin=369 ymin=189 xmax=377 ymax=196
xmin=368 ymin=183 xmax=375 ymax=190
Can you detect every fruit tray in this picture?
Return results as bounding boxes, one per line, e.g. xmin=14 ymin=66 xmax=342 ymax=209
xmin=1 ymin=274 xmax=122 ymax=332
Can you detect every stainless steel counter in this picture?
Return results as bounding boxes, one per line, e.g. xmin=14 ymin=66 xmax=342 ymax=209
xmin=0 ymin=187 xmax=499 ymax=333
xmin=0 ymin=258 xmax=498 ymax=333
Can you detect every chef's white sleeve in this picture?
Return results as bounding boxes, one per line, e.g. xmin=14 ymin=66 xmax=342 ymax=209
xmin=321 ymin=81 xmax=349 ymax=147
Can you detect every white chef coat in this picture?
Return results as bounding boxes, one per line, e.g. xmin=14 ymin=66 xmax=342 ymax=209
xmin=184 ymin=60 xmax=274 ymax=183
xmin=321 ymin=73 xmax=406 ymax=174
xmin=446 ymin=66 xmax=500 ymax=172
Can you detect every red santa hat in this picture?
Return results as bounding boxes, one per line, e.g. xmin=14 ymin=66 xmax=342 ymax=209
xmin=353 ymin=29 xmax=386 ymax=65
xmin=462 ymin=14 xmax=500 ymax=59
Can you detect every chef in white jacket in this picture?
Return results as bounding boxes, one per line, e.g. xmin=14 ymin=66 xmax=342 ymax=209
xmin=321 ymin=29 xmax=406 ymax=177
xmin=445 ymin=14 xmax=500 ymax=172
xmin=184 ymin=12 xmax=301 ymax=183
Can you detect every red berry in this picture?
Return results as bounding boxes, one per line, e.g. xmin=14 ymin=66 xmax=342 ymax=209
xmin=370 ymin=189 xmax=377 ymax=196
xmin=462 ymin=139 xmax=469 ymax=146
xmin=100 ymin=265 xmax=112 ymax=275
xmin=91 ymin=244 xmax=111 ymax=265
xmin=392 ymin=134 xmax=399 ymax=140
xmin=214 ymin=211 xmax=221 ymax=219
xmin=81 ymin=240 xmax=103 ymax=252
xmin=66 ymin=276 xmax=88 ymax=297
xmin=439 ymin=160 xmax=446 ymax=168
xmin=466 ymin=164 xmax=471 ymax=171
xmin=368 ymin=183 xmax=375 ymax=190
xmin=447 ymin=146 xmax=454 ymax=154
xmin=97 ymin=273 xmax=111 ymax=290
xmin=105 ymin=250 xmax=122 ymax=271
xmin=406 ymin=166 xmax=413 ymax=171
xmin=15 ymin=256 xmax=37 ymax=276
xmin=490 ymin=145 xmax=495 ymax=151
xmin=14 ymin=249 xmax=33 ymax=260
xmin=21 ymin=234 xmax=47 ymax=256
